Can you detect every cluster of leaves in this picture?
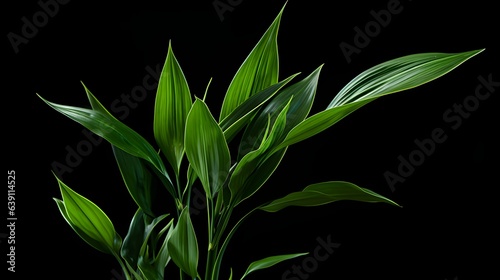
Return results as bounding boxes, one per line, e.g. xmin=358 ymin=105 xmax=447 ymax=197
xmin=39 ymin=3 xmax=482 ymax=280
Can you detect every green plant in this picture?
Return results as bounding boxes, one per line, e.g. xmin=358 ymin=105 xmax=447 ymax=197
xmin=38 ymin=3 xmax=483 ymax=279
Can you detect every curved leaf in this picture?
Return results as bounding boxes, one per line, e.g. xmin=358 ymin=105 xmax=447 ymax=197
xmin=330 ymin=49 xmax=485 ymax=107
xmin=260 ymin=181 xmax=400 ymax=212
xmin=185 ymin=98 xmax=231 ymax=198
xmin=154 ymin=41 xmax=193 ymax=176
xmin=153 ymin=221 xmax=174 ymax=275
xmin=240 ymin=253 xmax=308 ymax=280
xmin=220 ymin=73 xmax=299 ymax=143
xmin=54 ymin=198 xmax=112 ymax=254
xmin=233 ymin=148 xmax=287 ymax=207
xmin=121 ymin=208 xmax=145 ymax=269
xmin=239 ymin=65 xmax=323 ymax=158
xmin=230 ymin=99 xmax=292 ymax=205
xmin=53 ymin=174 xmax=120 ymax=254
xmin=167 ymin=207 xmax=199 ymax=278
xmin=81 ymin=84 xmax=170 ymax=212
xmin=38 ymin=94 xmax=175 ymax=197
xmin=138 ymin=218 xmax=174 ymax=279
xmin=275 ymin=98 xmax=371 ymax=150
xmin=219 ymin=2 xmax=285 ymax=121
xmin=275 ymin=49 xmax=484 ymax=150
xmin=113 ymin=147 xmax=155 ymax=217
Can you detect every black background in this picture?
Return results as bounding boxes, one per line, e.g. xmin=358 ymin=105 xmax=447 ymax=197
xmin=4 ymin=0 xmax=498 ymax=279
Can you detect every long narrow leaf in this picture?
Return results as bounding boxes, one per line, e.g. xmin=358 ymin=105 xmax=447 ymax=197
xmin=136 ymin=213 xmax=172 ymax=278
xmin=185 ymin=98 xmax=231 ymax=198
xmin=275 ymin=49 xmax=483 ymax=150
xmin=53 ymin=174 xmax=121 ymax=254
xmin=54 ymin=198 xmax=112 ymax=254
xmin=275 ymin=99 xmax=371 ymax=150
xmin=219 ymin=2 xmax=285 ymax=121
xmin=113 ymin=147 xmax=155 ymax=217
xmin=167 ymin=207 xmax=199 ymax=278
xmin=121 ymin=208 xmax=145 ymax=269
xmin=154 ymin=41 xmax=193 ymax=176
xmin=38 ymin=94 xmax=173 ymax=193
xmin=260 ymin=181 xmax=400 ymax=212
xmin=239 ymin=65 xmax=323 ymax=158
xmin=153 ymin=220 xmax=174 ymax=275
xmin=82 ymin=84 xmax=167 ymax=213
xmin=220 ymin=73 xmax=299 ymax=143
xmin=137 ymin=218 xmax=174 ymax=279
xmin=329 ymin=49 xmax=485 ymax=107
xmin=240 ymin=253 xmax=308 ymax=280
xmin=230 ymin=98 xmax=292 ymax=205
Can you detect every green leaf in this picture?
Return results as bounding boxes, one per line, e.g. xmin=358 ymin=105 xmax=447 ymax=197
xmin=329 ymin=49 xmax=485 ymax=108
xmin=113 ymin=147 xmax=155 ymax=217
xmin=275 ymin=49 xmax=484 ymax=150
xmin=81 ymin=83 xmax=167 ymax=215
xmin=133 ymin=213 xmax=171 ymax=278
xmin=53 ymin=174 xmax=120 ymax=254
xmin=240 ymin=253 xmax=308 ymax=280
xmin=137 ymin=218 xmax=174 ymax=279
xmin=121 ymin=209 xmax=145 ymax=270
xmin=140 ymin=214 xmax=171 ymax=258
xmin=154 ymin=41 xmax=193 ymax=176
xmin=219 ymin=2 xmax=285 ymax=121
xmin=81 ymin=81 xmax=113 ymax=114
xmin=167 ymin=207 xmax=199 ymax=278
xmin=153 ymin=221 xmax=174 ymax=274
xmin=230 ymin=98 xmax=292 ymax=205
xmin=275 ymin=99 xmax=372 ymax=150
xmin=54 ymin=198 xmax=112 ymax=254
xmin=260 ymin=181 xmax=400 ymax=212
xmin=239 ymin=65 xmax=323 ymax=158
xmin=220 ymin=73 xmax=299 ymax=143
xmin=121 ymin=209 xmax=171 ymax=272
xmin=276 ymin=64 xmax=323 ymax=135
xmin=233 ymin=148 xmax=287 ymax=206
xmin=37 ymin=94 xmax=175 ymax=197
xmin=185 ymin=98 xmax=231 ymax=198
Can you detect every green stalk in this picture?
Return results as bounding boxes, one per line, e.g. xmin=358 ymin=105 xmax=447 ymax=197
xmin=212 ymin=208 xmax=258 ymax=280
xmin=205 ymin=242 xmax=217 ymax=280
xmin=113 ymin=252 xmax=132 ymax=280
xmin=212 ymin=203 xmax=234 ymax=249
xmin=205 ymin=192 xmax=216 ymax=279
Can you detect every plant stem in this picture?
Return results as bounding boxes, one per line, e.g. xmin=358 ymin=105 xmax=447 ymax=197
xmin=213 ymin=205 xmax=233 ymax=248
xmin=212 ymin=208 xmax=257 ymax=280
xmin=113 ymin=252 xmax=132 ymax=280
xmin=205 ymin=242 xmax=218 ymax=280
